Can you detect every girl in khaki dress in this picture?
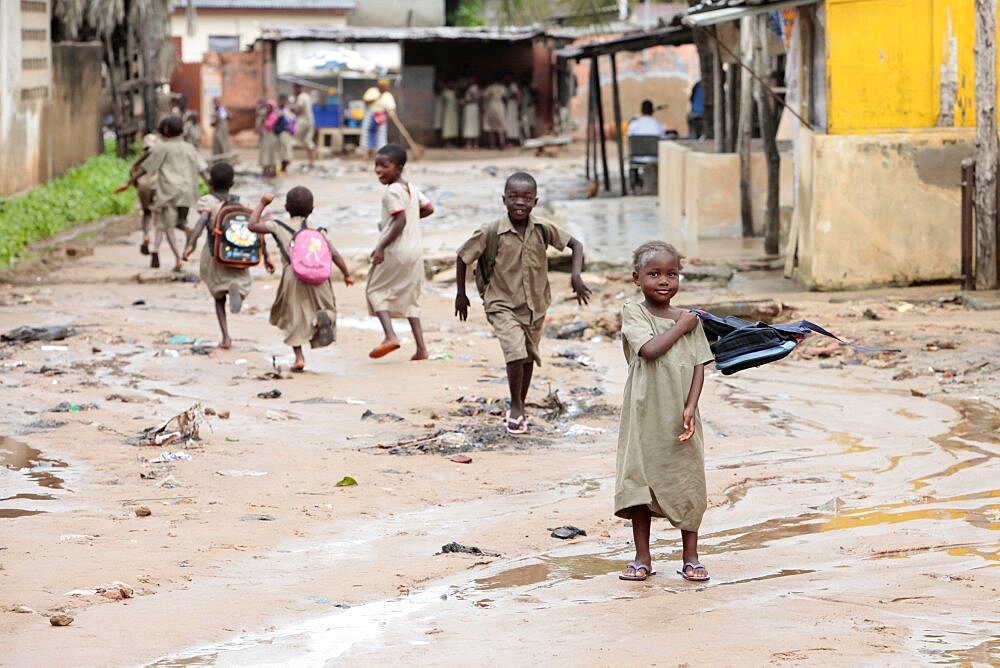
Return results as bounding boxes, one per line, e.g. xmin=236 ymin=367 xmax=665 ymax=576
xmin=366 ymin=144 xmax=434 ymax=360
xmin=183 ymin=163 xmax=274 ymax=349
xmin=248 ymin=187 xmax=354 ymax=372
xmin=616 ymin=241 xmax=715 ymax=584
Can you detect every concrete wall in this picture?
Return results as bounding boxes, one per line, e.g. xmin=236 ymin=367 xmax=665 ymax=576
xmin=170 ymin=12 xmax=348 ymax=63
xmin=786 ymin=128 xmax=973 ymax=290
xmin=658 ymin=141 xmax=793 ymax=256
xmin=49 ymin=44 xmax=103 ymax=176
xmin=348 ymin=0 xmax=444 ymax=27
xmin=0 ymin=1 xmax=49 ymax=197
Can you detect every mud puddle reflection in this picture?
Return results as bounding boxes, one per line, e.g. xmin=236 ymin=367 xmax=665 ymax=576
xmin=0 ymin=436 xmax=70 ymax=518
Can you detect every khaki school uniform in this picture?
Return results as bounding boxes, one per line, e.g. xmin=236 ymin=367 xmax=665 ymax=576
xmin=194 ymin=193 xmax=253 ymax=300
xmin=457 ymin=215 xmax=570 ymax=365
xmin=366 ymin=182 xmax=429 ymax=318
xmin=615 ymin=301 xmax=715 ymax=531
xmin=265 ymin=216 xmax=337 ymax=348
xmin=257 ymin=108 xmax=279 ymax=168
xmin=143 ymin=136 xmax=204 ymax=231
xmin=294 ymin=92 xmax=316 ymax=150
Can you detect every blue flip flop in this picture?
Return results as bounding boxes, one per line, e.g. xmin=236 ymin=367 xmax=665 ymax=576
xmin=677 ymin=561 xmax=710 ymax=582
xmin=619 ymin=562 xmax=655 ymax=581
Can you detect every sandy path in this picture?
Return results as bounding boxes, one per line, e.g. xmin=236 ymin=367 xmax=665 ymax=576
xmin=0 ymin=151 xmax=997 ymax=667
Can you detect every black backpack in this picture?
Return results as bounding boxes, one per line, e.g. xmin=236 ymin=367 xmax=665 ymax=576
xmin=692 ymin=309 xmax=897 ymax=375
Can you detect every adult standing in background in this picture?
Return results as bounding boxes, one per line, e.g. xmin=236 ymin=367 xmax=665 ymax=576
xmin=292 ymin=83 xmax=316 ymax=169
xmin=687 ymin=80 xmax=705 ymax=139
xmin=461 ymin=78 xmax=481 ymax=150
xmin=210 ymin=97 xmax=231 ymax=158
xmin=482 ymin=78 xmax=507 ymax=149
xmin=520 ymin=75 xmax=536 ymax=140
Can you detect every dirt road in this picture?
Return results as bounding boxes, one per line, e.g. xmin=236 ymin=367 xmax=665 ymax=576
xmin=0 ymin=151 xmax=997 ymax=666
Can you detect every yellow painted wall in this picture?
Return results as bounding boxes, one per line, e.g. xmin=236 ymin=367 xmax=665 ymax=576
xmin=826 ymin=0 xmax=985 ymax=134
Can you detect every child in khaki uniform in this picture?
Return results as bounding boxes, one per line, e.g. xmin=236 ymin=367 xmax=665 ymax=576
xmin=455 ymin=171 xmax=591 ymax=434
xmin=114 ymin=130 xmax=161 ymax=256
xmin=133 ymin=115 xmax=206 ymax=270
xmin=182 ymin=162 xmax=274 ymax=349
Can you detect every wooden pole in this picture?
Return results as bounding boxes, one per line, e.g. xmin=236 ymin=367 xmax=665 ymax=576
xmin=713 ymin=28 xmax=725 ymax=153
xmin=755 ymin=14 xmax=781 ymax=256
xmin=725 ymin=64 xmax=739 ymax=153
xmin=592 ymin=56 xmax=611 ymax=192
xmin=610 ymin=53 xmax=627 ymax=196
xmin=585 ymin=63 xmax=592 ymax=180
xmin=738 ymin=17 xmax=755 ymax=237
xmin=974 ymin=0 xmax=998 ymax=289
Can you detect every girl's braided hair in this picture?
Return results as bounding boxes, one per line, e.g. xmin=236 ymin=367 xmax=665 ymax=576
xmin=632 ymin=240 xmax=684 ymax=272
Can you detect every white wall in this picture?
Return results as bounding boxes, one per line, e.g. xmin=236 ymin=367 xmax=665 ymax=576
xmin=170 ymin=12 xmax=348 ymax=63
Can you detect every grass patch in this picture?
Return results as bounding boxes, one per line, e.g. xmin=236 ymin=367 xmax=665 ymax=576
xmin=0 ymin=141 xmax=137 ymax=265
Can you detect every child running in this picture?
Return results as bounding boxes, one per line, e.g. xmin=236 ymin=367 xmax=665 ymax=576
xmin=248 ymin=187 xmax=353 ymax=372
xmin=455 ymin=171 xmax=591 ymax=434
xmin=616 ymin=241 xmax=715 ymax=583
xmin=114 ymin=130 xmax=161 ymax=256
xmin=366 ymin=144 xmax=434 ymax=360
xmin=130 ymin=115 xmax=206 ymax=270
xmin=182 ymin=162 xmax=274 ymax=349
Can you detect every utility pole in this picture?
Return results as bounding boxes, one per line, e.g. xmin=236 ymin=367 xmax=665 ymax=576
xmin=974 ymin=0 xmax=998 ymax=289
xmin=755 ymin=14 xmax=781 ymax=256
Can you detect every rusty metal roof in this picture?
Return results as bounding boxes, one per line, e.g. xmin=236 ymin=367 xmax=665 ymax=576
xmin=258 ymin=25 xmax=551 ymax=43
xmin=556 ymin=24 xmax=693 ymax=59
xmin=685 ymin=0 xmax=818 ymax=26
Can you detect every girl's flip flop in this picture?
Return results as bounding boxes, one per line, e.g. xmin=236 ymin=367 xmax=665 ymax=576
xmin=368 ymin=340 xmax=401 ymax=359
xmin=677 ymin=562 xmax=710 ymax=582
xmin=505 ymin=412 xmax=528 ymax=435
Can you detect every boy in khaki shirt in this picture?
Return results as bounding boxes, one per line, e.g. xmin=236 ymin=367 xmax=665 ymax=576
xmin=134 ymin=115 xmax=206 ymax=270
xmin=456 ymin=171 xmax=591 ymax=434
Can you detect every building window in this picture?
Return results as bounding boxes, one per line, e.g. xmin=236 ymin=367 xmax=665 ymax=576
xmin=21 ymin=1 xmax=47 ymax=12
xmin=208 ymin=35 xmax=240 ymax=53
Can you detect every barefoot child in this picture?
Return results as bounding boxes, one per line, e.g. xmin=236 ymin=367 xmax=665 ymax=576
xmin=455 ymin=171 xmax=591 ymax=434
xmin=131 ymin=115 xmax=206 ymax=270
xmin=616 ymin=241 xmax=715 ymax=583
xmin=365 ymin=144 xmax=434 ymax=360
xmin=182 ymin=162 xmax=274 ymax=349
xmin=248 ymin=187 xmax=353 ymax=372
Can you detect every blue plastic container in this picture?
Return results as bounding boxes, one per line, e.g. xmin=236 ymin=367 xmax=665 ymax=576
xmin=313 ymin=104 xmax=340 ymax=128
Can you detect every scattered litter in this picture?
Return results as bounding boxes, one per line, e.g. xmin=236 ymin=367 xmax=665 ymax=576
xmin=216 ymin=470 xmax=268 ymax=477
xmin=162 ymin=349 xmax=180 ymax=358
xmin=30 ymin=365 xmax=65 ymax=376
xmin=191 ymin=345 xmax=212 ymax=355
xmin=910 ymin=388 xmax=927 ymax=397
xmin=449 ymin=454 xmax=473 ymax=464
xmin=65 ymin=582 xmax=133 ymax=599
xmin=59 ymin=534 xmax=98 ymax=544
xmin=562 ymin=424 xmax=606 ymax=438
xmin=345 ymin=433 xmax=374 ymax=440
xmin=2 ymin=325 xmax=76 ymax=343
xmin=335 ymin=476 xmax=358 ymax=487
xmin=810 ymin=497 xmax=847 ymax=514
xmin=106 ymin=392 xmax=150 ymax=404
xmin=132 ymin=300 xmax=146 ymax=306
xmin=155 ymin=475 xmax=179 ymax=489
xmin=862 ymin=309 xmax=881 ymax=320
xmin=895 ymin=302 xmax=915 ymax=313
xmin=257 ymin=389 xmax=282 ymax=399
xmin=361 ymin=409 xmax=404 ymax=422
xmin=307 ymin=596 xmax=352 ymax=608
xmin=50 ymin=401 xmax=100 ymax=413
xmin=549 ymin=525 xmax=587 ymax=539
xmin=556 ymin=321 xmax=588 ymax=339
xmin=40 ymin=345 xmax=69 ymax=352
xmin=136 ymin=404 xmax=204 ymax=447
xmin=224 ymin=436 xmax=239 ymax=442
xmin=241 ymin=514 xmax=277 ymax=521
xmin=166 ymin=336 xmax=204 ymax=345
xmin=234 ymin=358 xmax=248 ymax=365
xmin=439 ymin=542 xmax=500 ymax=557
xmin=134 ymin=506 xmax=152 ymax=517
xmin=265 ymin=410 xmax=299 ymax=421
xmin=149 ymin=451 xmax=193 ymax=463
xmin=924 ymin=340 xmax=957 ymax=351
xmin=11 ymin=605 xmax=35 ymax=614
xmin=439 ymin=432 xmax=467 ymax=446
xmin=291 ymin=397 xmax=366 ymax=405
xmin=49 ymin=614 xmax=74 ymax=627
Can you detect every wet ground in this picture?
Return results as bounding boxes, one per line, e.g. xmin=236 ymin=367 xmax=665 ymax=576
xmin=0 ymin=148 xmax=997 ymax=666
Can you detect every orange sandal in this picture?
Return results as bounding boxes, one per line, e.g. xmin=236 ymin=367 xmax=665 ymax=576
xmin=368 ymin=340 xmax=401 ymax=359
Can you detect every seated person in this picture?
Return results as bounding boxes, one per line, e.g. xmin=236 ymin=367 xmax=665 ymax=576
xmin=627 ymin=100 xmax=665 ymax=137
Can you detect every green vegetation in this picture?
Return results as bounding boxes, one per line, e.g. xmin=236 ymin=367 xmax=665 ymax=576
xmin=0 ymin=141 xmax=137 ymax=265
xmin=449 ymin=0 xmax=486 ymax=26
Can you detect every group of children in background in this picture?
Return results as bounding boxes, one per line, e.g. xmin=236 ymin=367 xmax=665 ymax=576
xmin=117 ymin=124 xmax=714 ymax=584
xmin=433 ymin=74 xmax=537 ymax=150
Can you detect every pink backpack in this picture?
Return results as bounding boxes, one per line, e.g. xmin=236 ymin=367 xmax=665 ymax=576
xmin=275 ymin=220 xmax=333 ymax=285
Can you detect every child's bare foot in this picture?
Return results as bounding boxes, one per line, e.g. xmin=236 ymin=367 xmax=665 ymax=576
xmin=150 ymin=252 xmax=160 ymax=268
xmin=369 ymin=339 xmax=400 ymax=359
xmin=411 ymin=349 xmax=428 ymax=361
xmin=140 ymin=239 xmax=150 ymax=255
xmin=218 ymin=338 xmax=232 ymax=350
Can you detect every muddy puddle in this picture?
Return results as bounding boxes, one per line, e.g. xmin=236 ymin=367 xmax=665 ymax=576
xmin=544 ymin=197 xmax=659 ymax=265
xmin=0 ymin=436 xmax=70 ymax=518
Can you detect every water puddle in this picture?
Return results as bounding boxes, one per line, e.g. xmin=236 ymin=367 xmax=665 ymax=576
xmin=0 ymin=436 xmax=69 ymax=518
xmin=545 ymin=197 xmax=660 ymax=265
xmin=910 ymin=400 xmax=999 ymax=492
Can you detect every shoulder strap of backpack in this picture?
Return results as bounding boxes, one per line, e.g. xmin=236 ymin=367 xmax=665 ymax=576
xmin=272 ymin=220 xmax=298 ymax=264
xmin=476 ymin=220 xmax=501 ymax=295
xmin=535 ymin=221 xmax=551 ymax=247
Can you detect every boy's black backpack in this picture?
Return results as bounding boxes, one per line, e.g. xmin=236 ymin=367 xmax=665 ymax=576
xmin=474 ymin=220 xmax=551 ymax=299
xmin=692 ymin=309 xmax=896 ymax=375
xmin=210 ymin=193 xmax=263 ymax=269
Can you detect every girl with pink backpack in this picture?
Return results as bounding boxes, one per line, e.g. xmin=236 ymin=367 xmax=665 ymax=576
xmin=248 ymin=187 xmax=353 ymax=372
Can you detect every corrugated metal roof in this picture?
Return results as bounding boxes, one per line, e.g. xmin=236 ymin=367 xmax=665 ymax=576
xmin=258 ymin=25 xmax=550 ymax=43
xmin=173 ymin=0 xmax=355 ymax=10
xmin=555 ymin=25 xmax=693 ymax=59
xmin=685 ymin=0 xmax=817 ymax=27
